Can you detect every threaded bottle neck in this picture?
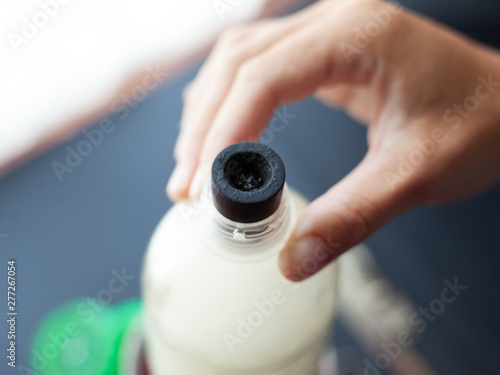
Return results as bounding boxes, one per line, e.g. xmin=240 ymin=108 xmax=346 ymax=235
xmin=205 ymin=183 xmax=290 ymax=244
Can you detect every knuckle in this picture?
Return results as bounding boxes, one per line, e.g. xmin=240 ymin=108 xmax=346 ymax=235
xmin=218 ymin=25 xmax=252 ymax=47
xmin=336 ymin=196 xmax=377 ymax=243
xmin=235 ymin=57 xmax=280 ymax=107
xmin=214 ymin=26 xmax=256 ymax=66
xmin=404 ymin=169 xmax=443 ymax=204
xmin=236 ymin=58 xmax=264 ymax=84
xmin=216 ymin=20 xmax=277 ymax=53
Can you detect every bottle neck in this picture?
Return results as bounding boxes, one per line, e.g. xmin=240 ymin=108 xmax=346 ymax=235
xmin=199 ymin=182 xmax=292 ymax=261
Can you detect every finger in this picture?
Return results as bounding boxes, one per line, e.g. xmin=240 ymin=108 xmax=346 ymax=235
xmin=170 ymin=24 xmax=281 ymax=196
xmin=167 ymin=2 xmax=330 ymax=201
xmin=315 ymin=85 xmax=375 ymax=125
xmin=188 ymin=7 xmax=375 ymax=198
xmin=278 ymin=150 xmax=421 ymax=282
xmin=180 ymin=0 xmax=333 ymax=148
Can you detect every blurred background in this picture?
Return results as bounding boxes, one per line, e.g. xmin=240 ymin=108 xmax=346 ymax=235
xmin=1 ymin=0 xmax=499 ymax=374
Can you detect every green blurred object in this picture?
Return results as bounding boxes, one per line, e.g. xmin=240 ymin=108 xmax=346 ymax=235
xmin=30 ymin=299 xmax=142 ymax=375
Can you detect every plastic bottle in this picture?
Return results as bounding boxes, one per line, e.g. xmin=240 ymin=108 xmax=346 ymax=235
xmin=142 ymin=142 xmax=338 ymax=375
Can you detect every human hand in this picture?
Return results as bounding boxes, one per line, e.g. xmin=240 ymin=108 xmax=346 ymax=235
xmin=167 ymin=0 xmax=500 ymax=281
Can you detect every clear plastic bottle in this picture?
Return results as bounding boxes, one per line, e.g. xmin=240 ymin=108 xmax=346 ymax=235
xmin=142 ymin=142 xmax=338 ymax=375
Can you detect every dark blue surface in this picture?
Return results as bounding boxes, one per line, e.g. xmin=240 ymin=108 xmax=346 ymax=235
xmin=1 ymin=1 xmax=500 ymax=374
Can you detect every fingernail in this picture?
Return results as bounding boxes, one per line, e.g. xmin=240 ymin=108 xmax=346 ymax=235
xmin=281 ymin=237 xmax=333 ymax=281
xmin=293 ymin=215 xmax=314 ymax=239
xmin=278 ymin=248 xmax=301 ymax=282
xmin=167 ymin=165 xmax=190 ymax=201
xmin=189 ymin=168 xmax=207 ymax=200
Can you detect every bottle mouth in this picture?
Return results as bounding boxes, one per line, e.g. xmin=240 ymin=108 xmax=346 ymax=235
xmin=224 ymin=151 xmax=269 ymax=192
xmin=211 ymin=142 xmax=286 ymax=223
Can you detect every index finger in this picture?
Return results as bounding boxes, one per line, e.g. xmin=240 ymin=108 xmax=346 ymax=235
xmin=188 ymin=4 xmax=368 ymax=197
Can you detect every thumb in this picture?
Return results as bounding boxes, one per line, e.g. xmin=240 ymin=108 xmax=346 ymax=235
xmin=278 ymin=151 xmax=419 ymax=282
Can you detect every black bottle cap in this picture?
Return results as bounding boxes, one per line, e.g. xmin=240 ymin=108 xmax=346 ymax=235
xmin=211 ymin=142 xmax=286 ymax=223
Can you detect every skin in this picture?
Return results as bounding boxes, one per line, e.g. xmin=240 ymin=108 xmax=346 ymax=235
xmin=166 ymin=0 xmax=500 ymax=281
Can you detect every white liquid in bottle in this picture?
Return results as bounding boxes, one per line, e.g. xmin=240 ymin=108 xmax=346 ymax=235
xmin=142 ymin=143 xmax=338 ymax=375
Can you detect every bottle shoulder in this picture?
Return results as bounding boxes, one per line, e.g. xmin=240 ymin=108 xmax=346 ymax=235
xmin=147 ymin=186 xmax=309 ymax=262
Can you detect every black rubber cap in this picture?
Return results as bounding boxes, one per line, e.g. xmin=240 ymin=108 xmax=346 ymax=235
xmin=211 ymin=142 xmax=286 ymax=223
